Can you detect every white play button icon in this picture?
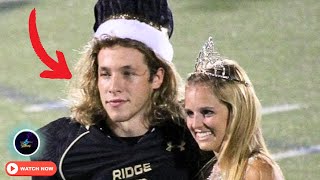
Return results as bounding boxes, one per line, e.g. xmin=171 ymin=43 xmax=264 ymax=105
xmin=6 ymin=162 xmax=18 ymax=175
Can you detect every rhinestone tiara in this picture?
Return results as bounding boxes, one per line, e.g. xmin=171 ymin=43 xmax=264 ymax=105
xmin=193 ymin=37 xmax=248 ymax=86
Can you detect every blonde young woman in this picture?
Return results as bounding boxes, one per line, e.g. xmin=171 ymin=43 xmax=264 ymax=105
xmin=184 ymin=37 xmax=285 ymax=180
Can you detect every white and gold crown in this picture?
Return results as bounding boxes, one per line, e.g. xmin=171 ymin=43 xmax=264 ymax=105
xmin=194 ymin=37 xmax=248 ymax=85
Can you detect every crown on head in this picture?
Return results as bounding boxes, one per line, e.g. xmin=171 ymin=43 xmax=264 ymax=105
xmin=93 ymin=0 xmax=174 ymax=37
xmin=194 ymin=37 xmax=248 ymax=86
xmin=93 ymin=0 xmax=174 ymax=63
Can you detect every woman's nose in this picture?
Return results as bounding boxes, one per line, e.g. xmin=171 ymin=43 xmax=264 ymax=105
xmin=191 ymin=114 xmax=203 ymax=129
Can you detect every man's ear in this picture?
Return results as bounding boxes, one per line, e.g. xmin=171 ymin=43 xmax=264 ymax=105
xmin=151 ymin=67 xmax=164 ymax=89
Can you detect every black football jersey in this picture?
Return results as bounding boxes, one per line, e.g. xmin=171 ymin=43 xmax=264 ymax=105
xmin=31 ymin=117 xmax=207 ymax=180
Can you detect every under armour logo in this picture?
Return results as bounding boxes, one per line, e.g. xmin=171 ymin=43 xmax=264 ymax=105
xmin=166 ymin=141 xmax=186 ymax=152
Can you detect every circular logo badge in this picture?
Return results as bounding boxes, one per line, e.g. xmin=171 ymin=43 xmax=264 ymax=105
xmin=13 ymin=129 xmax=40 ymax=156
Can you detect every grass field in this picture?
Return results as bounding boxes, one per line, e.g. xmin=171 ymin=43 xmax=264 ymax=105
xmin=0 ymin=0 xmax=319 ymax=179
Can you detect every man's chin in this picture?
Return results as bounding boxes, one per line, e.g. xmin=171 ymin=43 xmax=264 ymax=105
xmin=108 ymin=118 xmax=129 ymax=123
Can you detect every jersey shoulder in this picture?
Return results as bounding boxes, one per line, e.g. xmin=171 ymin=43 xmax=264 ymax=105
xmin=31 ymin=117 xmax=85 ymax=161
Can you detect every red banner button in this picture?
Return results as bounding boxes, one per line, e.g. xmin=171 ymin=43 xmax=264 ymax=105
xmin=5 ymin=161 xmax=57 ymax=176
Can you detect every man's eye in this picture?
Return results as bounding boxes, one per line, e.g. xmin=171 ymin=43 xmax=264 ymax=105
xmin=100 ymin=72 xmax=110 ymax=77
xmin=123 ymin=71 xmax=135 ymax=76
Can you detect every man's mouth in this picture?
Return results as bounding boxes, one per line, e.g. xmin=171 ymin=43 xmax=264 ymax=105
xmin=106 ymin=99 xmax=128 ymax=107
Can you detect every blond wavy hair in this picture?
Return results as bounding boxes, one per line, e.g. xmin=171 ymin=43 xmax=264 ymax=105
xmin=187 ymin=59 xmax=283 ymax=180
xmin=68 ymin=37 xmax=184 ymax=126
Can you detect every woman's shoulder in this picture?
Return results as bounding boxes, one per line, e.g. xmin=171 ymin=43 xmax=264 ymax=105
xmin=245 ymin=153 xmax=285 ymax=180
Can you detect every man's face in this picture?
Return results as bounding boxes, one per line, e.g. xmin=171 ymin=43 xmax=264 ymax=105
xmin=97 ymin=45 xmax=162 ymax=126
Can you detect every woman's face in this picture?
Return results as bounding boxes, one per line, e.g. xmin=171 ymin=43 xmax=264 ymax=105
xmin=184 ymin=84 xmax=229 ymax=153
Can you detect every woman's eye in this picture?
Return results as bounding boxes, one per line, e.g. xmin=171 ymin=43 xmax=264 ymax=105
xmin=184 ymin=110 xmax=194 ymax=117
xmin=201 ymin=110 xmax=214 ymax=117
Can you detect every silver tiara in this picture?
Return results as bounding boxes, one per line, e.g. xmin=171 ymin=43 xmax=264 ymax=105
xmin=194 ymin=37 xmax=248 ymax=85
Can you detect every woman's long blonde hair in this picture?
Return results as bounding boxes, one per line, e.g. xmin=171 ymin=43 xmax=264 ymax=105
xmin=187 ymin=59 xmax=277 ymax=180
xmin=68 ymin=37 xmax=184 ymax=126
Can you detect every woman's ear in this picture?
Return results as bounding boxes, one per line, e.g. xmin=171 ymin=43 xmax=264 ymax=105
xmin=151 ymin=67 xmax=164 ymax=89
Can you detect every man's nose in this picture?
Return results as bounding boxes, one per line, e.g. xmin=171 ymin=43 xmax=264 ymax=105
xmin=108 ymin=74 xmax=123 ymax=93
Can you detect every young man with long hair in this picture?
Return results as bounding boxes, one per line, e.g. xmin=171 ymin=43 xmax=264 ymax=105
xmin=31 ymin=1 xmax=208 ymax=179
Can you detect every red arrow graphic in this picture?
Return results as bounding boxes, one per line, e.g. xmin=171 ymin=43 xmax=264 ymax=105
xmin=28 ymin=8 xmax=72 ymax=79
